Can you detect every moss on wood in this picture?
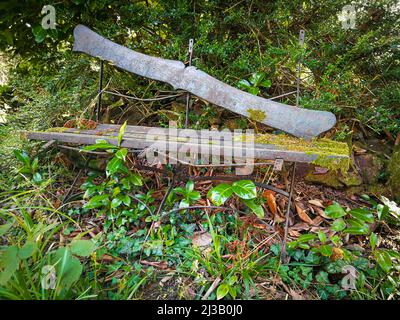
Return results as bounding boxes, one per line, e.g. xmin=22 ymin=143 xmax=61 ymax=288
xmin=247 ymin=108 xmax=266 ymax=122
xmin=244 ymin=133 xmax=350 ymax=171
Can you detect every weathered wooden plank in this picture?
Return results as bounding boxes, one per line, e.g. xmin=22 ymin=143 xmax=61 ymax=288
xmin=26 ymin=130 xmax=348 ymax=165
xmin=73 ymin=24 xmax=337 ymax=139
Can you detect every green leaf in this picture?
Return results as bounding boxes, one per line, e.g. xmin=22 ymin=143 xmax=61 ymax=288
xmin=237 ymin=79 xmax=251 ymax=89
xmin=250 ymin=72 xmax=265 ymax=86
xmin=370 ymin=232 xmax=378 ymax=250
xmin=111 ymin=197 xmax=122 ymax=209
xmin=129 ymin=174 xmax=143 ymax=186
xmin=106 ymin=157 xmax=123 ymax=176
xmin=260 ymin=79 xmax=272 ymax=88
xmin=32 ymin=172 xmax=42 ymax=184
xmin=13 ymin=150 xmax=30 ymax=166
xmin=242 ymin=199 xmax=264 ymax=218
xmin=188 ymin=191 xmax=201 ymax=201
xmin=207 ymin=183 xmax=233 ymax=206
xmin=0 ymin=246 xmax=19 ymax=285
xmin=83 ymin=143 xmax=116 ymax=151
xmin=374 ymin=250 xmax=393 ymax=273
xmin=84 ymin=194 xmax=109 ymax=209
xmin=32 ymin=25 xmax=46 ymax=43
xmin=348 ymin=208 xmax=374 ymax=223
xmin=179 ymin=199 xmax=190 ymax=209
xmin=18 ymin=241 xmax=37 ymax=259
xmin=297 ymin=234 xmax=317 ymax=243
xmin=377 ymin=204 xmax=389 ymax=220
xmin=231 ymin=180 xmax=256 ymax=200
xmin=319 ymin=245 xmax=333 ymax=257
xmin=52 ymin=248 xmax=83 ymax=290
xmin=318 ymin=231 xmax=327 ymax=243
xmin=70 ymin=240 xmax=95 ymax=257
xmin=118 ymin=121 xmax=127 ymax=147
xmin=325 ymin=203 xmax=346 ymax=219
xmin=248 ymin=87 xmax=260 ymax=95
xmin=186 ymin=180 xmax=194 ymax=192
xmin=0 ymin=223 xmax=12 ymax=236
xmin=343 ymin=225 xmax=369 ymax=235
xmin=115 ymin=148 xmax=128 ymax=160
xmin=316 ymin=271 xmax=330 ymax=284
xmin=216 ymin=283 xmax=230 ymax=300
xmin=331 ymin=218 xmax=346 ymax=232
xmin=119 ymin=194 xmax=131 ymax=206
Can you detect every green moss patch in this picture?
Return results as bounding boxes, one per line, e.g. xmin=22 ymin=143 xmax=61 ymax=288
xmin=244 ymin=133 xmax=350 ymax=172
xmin=247 ymin=108 xmax=266 ymax=122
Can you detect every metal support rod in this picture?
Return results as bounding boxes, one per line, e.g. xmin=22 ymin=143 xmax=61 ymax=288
xmin=184 ymin=39 xmax=194 ymax=128
xmin=296 ymin=30 xmax=305 ymax=107
xmin=280 ymin=162 xmax=297 ymax=263
xmin=96 ymin=60 xmax=104 ymax=122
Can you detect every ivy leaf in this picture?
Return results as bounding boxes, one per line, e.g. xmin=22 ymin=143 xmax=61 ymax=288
xmin=242 ymin=199 xmax=264 ymax=218
xmin=324 ymin=203 xmax=346 ymax=219
xmin=216 ymin=283 xmax=230 ymax=300
xmin=207 ymin=183 xmax=233 ymax=206
xmin=70 ymin=240 xmax=95 ymax=257
xmin=231 ymin=180 xmax=256 ymax=200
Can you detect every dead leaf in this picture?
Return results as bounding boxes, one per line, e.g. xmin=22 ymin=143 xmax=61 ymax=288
xmin=312 ymin=216 xmax=325 ymax=226
xmin=141 ymin=260 xmax=168 ymax=269
xmin=290 ymin=222 xmax=311 ymax=231
xmin=192 ymin=232 xmax=212 ymax=248
xmin=288 ymin=229 xmax=301 ymax=237
xmin=263 ymin=190 xmax=277 ymax=215
xmin=313 ymin=206 xmax=331 ymax=219
xmin=313 ymin=166 xmax=329 ymax=174
xmin=295 ymin=203 xmax=314 ymax=224
xmin=289 ymin=288 xmax=305 ymax=300
xmin=331 ymin=248 xmax=344 ymax=261
xmin=308 ymin=199 xmax=325 ymax=208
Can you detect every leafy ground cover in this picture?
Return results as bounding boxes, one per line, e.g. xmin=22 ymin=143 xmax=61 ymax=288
xmin=1 ymin=130 xmax=399 ymax=300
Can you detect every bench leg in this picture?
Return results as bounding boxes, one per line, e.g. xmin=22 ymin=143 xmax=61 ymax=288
xmin=280 ymin=162 xmax=297 ymax=263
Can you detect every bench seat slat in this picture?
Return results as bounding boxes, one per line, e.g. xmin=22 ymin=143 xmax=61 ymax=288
xmin=26 ymin=125 xmax=349 ymax=166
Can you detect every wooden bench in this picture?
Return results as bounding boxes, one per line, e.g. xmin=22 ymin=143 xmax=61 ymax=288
xmin=26 ymin=25 xmax=351 ymax=261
